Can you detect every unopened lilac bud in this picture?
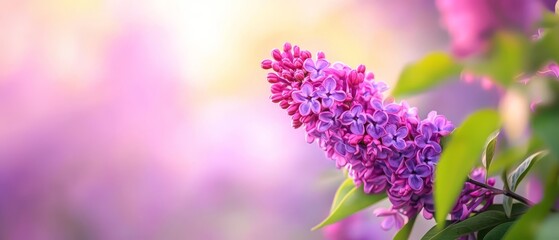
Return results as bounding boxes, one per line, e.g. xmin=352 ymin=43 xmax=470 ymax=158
xmin=261 ymin=59 xmax=273 ymax=69
xmin=272 ymin=49 xmax=282 ymax=61
xmin=293 ymin=58 xmax=303 ymax=68
xmin=283 ymin=42 xmax=292 ymax=52
xmin=267 ymin=73 xmax=279 ymax=83
xmin=279 ymin=100 xmax=290 ymax=109
xmin=357 ymin=64 xmax=366 ymax=73
xmin=293 ymin=45 xmax=300 ymax=57
xmin=317 ymin=51 xmax=326 ymax=59
xmin=271 ymin=83 xmax=284 ymax=93
xmin=301 ymin=50 xmax=311 ymax=59
xmin=287 ymin=104 xmax=299 ymax=115
xmin=271 ymin=94 xmax=284 ymax=103
xmin=272 ymin=62 xmax=282 ymax=72
xmin=282 ymin=58 xmax=295 ymax=69
xmin=281 ymin=70 xmax=293 ymax=80
xmin=294 ymin=70 xmax=305 ymax=81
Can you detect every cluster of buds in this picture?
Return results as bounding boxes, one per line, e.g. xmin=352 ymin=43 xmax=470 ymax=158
xmin=261 ymin=43 xmax=495 ymax=228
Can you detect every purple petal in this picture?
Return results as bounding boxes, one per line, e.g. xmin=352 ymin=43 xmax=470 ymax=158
xmin=404 ymin=158 xmax=416 ymax=172
xmin=394 ymin=139 xmax=406 ymax=150
xmin=372 ymin=111 xmax=388 ymax=125
xmin=367 ymin=125 xmax=386 ymax=139
xmin=317 ymin=121 xmax=333 ymax=132
xmin=315 ymin=59 xmax=329 ymax=70
xmin=350 ymin=105 xmax=363 ymax=115
xmin=322 ymin=97 xmax=333 ymax=108
xmin=350 ymin=122 xmax=365 ymax=135
xmin=303 ymin=58 xmax=316 ymax=72
xmin=334 ymin=142 xmax=346 ymax=155
xmin=385 ymin=124 xmax=397 ymax=135
xmin=291 ymin=91 xmax=306 ymax=103
xmin=318 ymin=112 xmax=334 ymax=122
xmin=310 ymin=99 xmax=321 ymax=113
xmin=414 ymin=135 xmax=427 ymax=147
xmin=408 ymin=175 xmax=424 ymax=191
xmin=302 ymin=83 xmax=314 ymax=96
xmin=382 ymin=136 xmax=394 ymax=146
xmin=299 ymin=102 xmax=311 ymax=116
xmin=345 ymin=143 xmax=357 ymax=154
xmin=311 ymin=71 xmax=325 ymax=81
xmin=323 ymin=77 xmax=336 ymax=92
xmin=385 ymin=103 xmax=401 ymax=114
xmin=421 ymin=123 xmax=434 ymax=138
xmin=431 ymin=142 xmax=442 ymax=153
xmin=331 ymin=91 xmax=346 ymax=101
xmin=394 ymin=213 xmax=405 ymax=230
xmin=415 ymin=164 xmax=431 ymax=177
xmin=380 ymin=216 xmax=395 ymax=230
xmin=371 ymin=99 xmax=383 ymax=110
xmin=396 ymin=127 xmax=408 ymax=138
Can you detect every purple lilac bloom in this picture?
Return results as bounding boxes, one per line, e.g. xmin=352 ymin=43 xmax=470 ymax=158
xmin=292 ymin=83 xmax=321 ymax=116
xmin=261 ymin=43 xmax=495 ymax=230
xmin=317 ymin=77 xmax=347 ymax=108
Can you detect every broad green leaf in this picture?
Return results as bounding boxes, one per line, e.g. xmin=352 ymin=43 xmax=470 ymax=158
xmin=503 ymin=151 xmax=548 ymax=217
xmin=484 ymin=203 xmax=529 ymax=215
xmin=528 ymin=26 xmax=559 ymax=73
xmin=467 ymin=31 xmax=528 ymax=86
xmin=312 ymin=186 xmax=386 ymax=230
xmin=422 ymin=210 xmax=513 ymax=240
xmin=482 ymin=130 xmax=500 ymax=171
xmin=484 ymin=222 xmax=514 ymax=240
xmin=435 ymin=109 xmax=501 ymax=226
xmin=488 ymin=147 xmax=527 ymax=176
xmin=394 ymin=215 xmax=416 ymax=240
xmin=503 ymin=166 xmax=559 ymax=240
xmin=330 ymin=178 xmax=355 ymax=212
xmin=393 ymin=52 xmax=462 ymax=97
xmin=508 ymin=151 xmax=549 ymax=192
xmin=537 ymin=214 xmax=559 ymax=240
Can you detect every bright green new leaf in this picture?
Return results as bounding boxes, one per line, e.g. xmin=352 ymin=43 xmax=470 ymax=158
xmin=488 ymin=147 xmax=526 ymax=176
xmin=503 ymin=151 xmax=548 ymax=217
xmin=312 ymin=184 xmax=386 ymax=230
xmin=394 ymin=215 xmax=416 ymax=240
xmin=484 ymin=222 xmax=514 ymax=240
xmin=435 ymin=109 xmax=501 ymax=226
xmin=392 ymin=52 xmax=462 ymax=97
xmin=503 ymin=166 xmax=559 ymax=240
xmin=508 ymin=151 xmax=548 ymax=192
xmin=537 ymin=214 xmax=559 ymax=240
xmin=482 ymin=130 xmax=500 ymax=171
xmin=330 ymin=178 xmax=355 ymax=212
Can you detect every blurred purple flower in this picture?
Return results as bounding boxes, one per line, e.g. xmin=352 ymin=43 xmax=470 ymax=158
xmin=373 ymin=208 xmax=406 ymax=231
xmin=436 ymin=0 xmax=543 ymax=57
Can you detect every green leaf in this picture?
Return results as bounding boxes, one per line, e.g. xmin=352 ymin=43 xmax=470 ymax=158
xmin=467 ymin=31 xmax=528 ymax=86
xmin=508 ymin=151 xmax=549 ymax=192
xmin=312 ymin=185 xmax=386 ymax=230
xmin=537 ymin=214 xmax=559 ymax=240
xmin=435 ymin=109 xmax=501 ymax=226
xmin=394 ymin=215 xmax=416 ymax=240
xmin=502 ymin=151 xmax=548 ymax=217
xmin=502 ymin=169 xmax=513 ymax=218
xmin=393 ymin=52 xmax=462 ymax=97
xmin=330 ymin=178 xmax=355 ymax=212
xmin=482 ymin=131 xmax=500 ymax=171
xmin=503 ymin=166 xmax=559 ymax=240
xmin=422 ymin=210 xmax=515 ymax=240
xmin=483 ymin=222 xmax=514 ymax=240
xmin=488 ymin=147 xmax=527 ymax=176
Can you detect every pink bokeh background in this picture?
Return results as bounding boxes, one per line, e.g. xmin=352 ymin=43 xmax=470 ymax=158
xmin=0 ymin=1 xmax=506 ymax=239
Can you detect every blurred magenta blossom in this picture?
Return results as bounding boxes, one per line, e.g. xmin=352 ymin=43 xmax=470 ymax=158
xmin=436 ymin=0 xmax=543 ymax=57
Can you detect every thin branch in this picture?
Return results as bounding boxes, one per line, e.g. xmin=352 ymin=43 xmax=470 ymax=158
xmin=466 ymin=178 xmax=535 ymax=206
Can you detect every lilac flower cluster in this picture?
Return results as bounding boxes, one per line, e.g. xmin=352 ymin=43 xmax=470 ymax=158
xmin=261 ymin=43 xmax=495 ymax=227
